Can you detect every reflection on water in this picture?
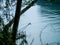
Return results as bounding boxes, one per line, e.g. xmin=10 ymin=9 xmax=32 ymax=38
xmin=18 ymin=5 xmax=60 ymax=45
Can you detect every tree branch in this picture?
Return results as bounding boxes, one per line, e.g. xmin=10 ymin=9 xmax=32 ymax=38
xmin=11 ymin=0 xmax=22 ymax=44
xmin=3 ymin=0 xmax=37 ymax=31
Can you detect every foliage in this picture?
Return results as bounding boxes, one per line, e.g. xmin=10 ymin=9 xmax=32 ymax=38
xmin=0 ymin=0 xmax=37 ymax=45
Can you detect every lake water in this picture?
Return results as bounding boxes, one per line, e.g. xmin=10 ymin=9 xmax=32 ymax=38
xmin=17 ymin=5 xmax=60 ymax=45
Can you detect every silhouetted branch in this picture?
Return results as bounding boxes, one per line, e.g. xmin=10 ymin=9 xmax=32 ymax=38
xmin=3 ymin=0 xmax=37 ymax=31
xmin=11 ymin=0 xmax=22 ymax=44
xmin=16 ymin=23 xmax=31 ymax=41
xmin=16 ymin=34 xmax=26 ymax=40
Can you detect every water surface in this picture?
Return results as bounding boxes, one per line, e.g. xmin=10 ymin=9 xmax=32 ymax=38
xmin=18 ymin=5 xmax=60 ymax=45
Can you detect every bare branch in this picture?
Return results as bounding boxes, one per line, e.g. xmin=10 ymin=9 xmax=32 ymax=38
xmin=3 ymin=0 xmax=37 ymax=31
xmin=11 ymin=0 xmax=22 ymax=44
